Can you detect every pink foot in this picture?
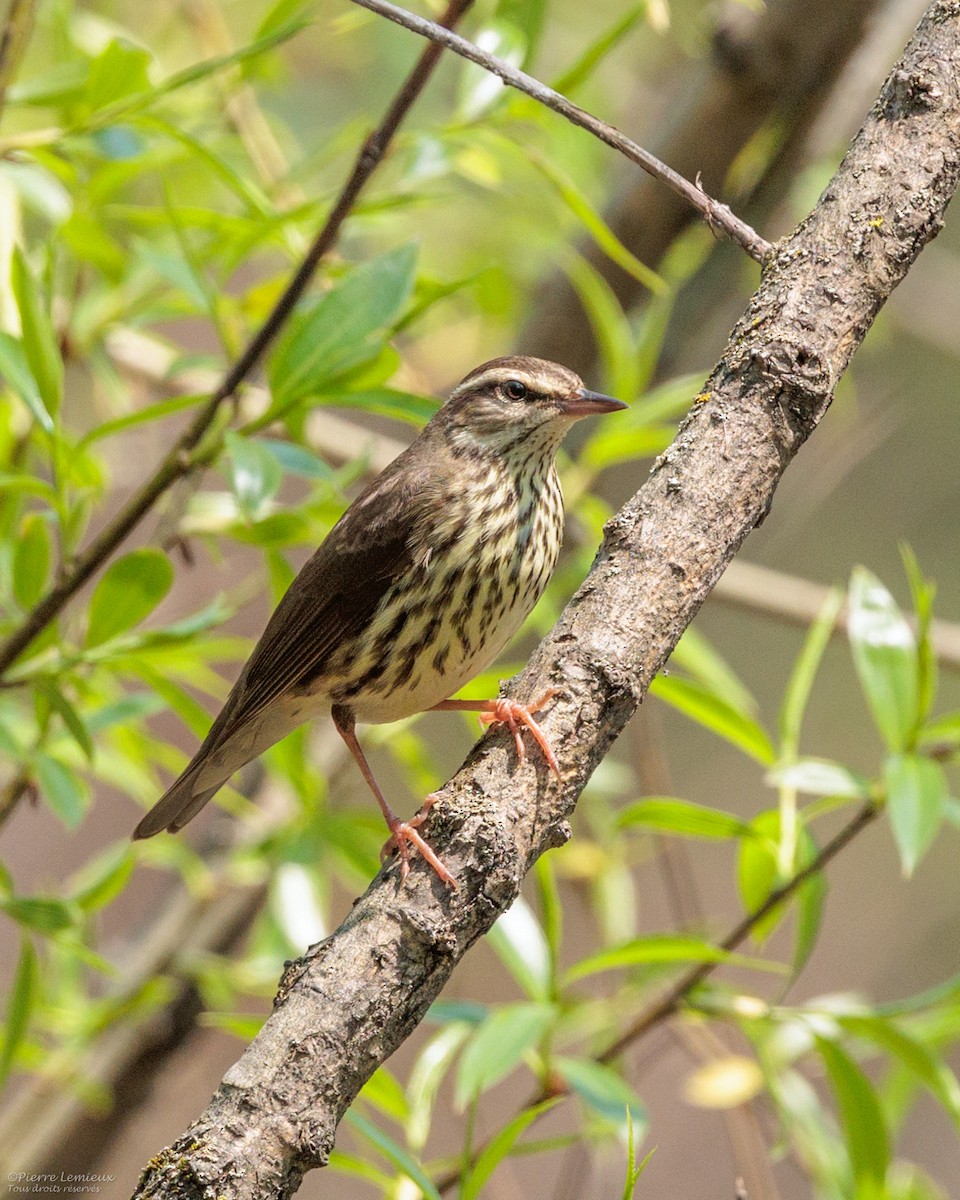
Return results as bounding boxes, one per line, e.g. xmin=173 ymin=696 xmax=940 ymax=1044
xmin=381 ymin=794 xmax=458 ymax=888
xmin=477 ymin=688 xmax=562 ymax=778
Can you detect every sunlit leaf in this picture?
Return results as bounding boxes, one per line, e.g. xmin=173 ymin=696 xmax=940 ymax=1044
xmin=554 ymin=1057 xmax=645 ymax=1125
xmin=86 ymin=548 xmax=174 ymax=647
xmin=816 ymin=1037 xmax=890 ymax=1186
xmin=618 ymin=796 xmax=752 ymax=840
xmin=11 ymin=246 xmax=63 ymax=418
xmin=36 ymin=753 xmax=90 ymax=827
xmin=768 ymin=759 xmax=870 ymax=800
xmin=488 ymin=895 xmax=551 ymax=1001
xmin=0 ymin=330 xmax=51 ymax=432
xmin=848 ymin=568 xmax=918 ymax=751
xmin=454 ymin=1003 xmax=554 ymax=1107
xmin=565 ymin=935 xmax=783 ymax=983
xmin=651 ymin=675 xmax=775 ymax=765
xmin=269 ymin=245 xmax=417 ymax=407
xmin=838 ymin=1014 xmax=960 ymax=1128
xmin=12 ymin=514 xmax=51 ymax=608
xmin=0 ymin=936 xmax=37 ymax=1088
xmin=344 ymin=1109 xmax=440 ymax=1200
xmin=68 ymin=842 xmax=135 ymax=911
xmin=225 ymin=430 xmax=284 ymax=519
xmin=779 ymin=588 xmax=844 ymax=755
xmin=884 ymin=752 xmax=946 ymax=877
xmin=1 ymin=895 xmax=74 ymax=933
xmin=461 ymin=1099 xmax=558 ymax=1200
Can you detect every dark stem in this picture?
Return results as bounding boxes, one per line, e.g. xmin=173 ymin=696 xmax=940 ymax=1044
xmin=0 ymin=0 xmax=474 ymax=680
xmin=350 ymin=0 xmax=773 ymax=263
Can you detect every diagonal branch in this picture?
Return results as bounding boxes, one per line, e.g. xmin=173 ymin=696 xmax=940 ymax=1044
xmin=350 ymin=0 xmax=773 ymax=263
xmin=133 ymin=4 xmax=960 ymax=1197
xmin=0 ymin=0 xmax=474 ymax=680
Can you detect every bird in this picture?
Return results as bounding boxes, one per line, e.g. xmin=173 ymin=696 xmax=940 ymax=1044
xmin=133 ymin=356 xmax=626 ymax=886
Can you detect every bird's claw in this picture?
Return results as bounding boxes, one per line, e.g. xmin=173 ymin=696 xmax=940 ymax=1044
xmin=381 ymin=794 xmax=458 ymax=888
xmin=478 ymin=688 xmax=562 ymax=778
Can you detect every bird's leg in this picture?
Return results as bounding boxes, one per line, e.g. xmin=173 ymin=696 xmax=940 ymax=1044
xmin=331 ymin=706 xmax=457 ymax=889
xmin=430 ymin=688 xmax=562 ymax=778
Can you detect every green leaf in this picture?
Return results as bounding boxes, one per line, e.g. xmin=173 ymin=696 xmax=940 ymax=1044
xmin=12 ymin=514 xmax=51 ymax=608
xmin=85 ymin=39 xmax=152 ymax=112
xmin=68 ymin=842 xmax=135 ymax=911
xmin=559 ymin=251 xmax=640 ymax=406
xmin=36 ymin=753 xmax=90 ymax=827
xmin=838 ymin=1014 xmax=960 ymax=1127
xmin=553 ymin=1057 xmax=645 ymax=1126
xmin=651 ymin=675 xmax=776 ymax=765
xmin=847 ymin=567 xmax=918 ymax=751
xmin=269 ymin=245 xmax=417 ymax=407
xmin=461 ymin=1099 xmax=558 ymax=1200
xmin=779 ymin=588 xmax=844 ymax=756
xmin=454 ymin=1002 xmax=554 ymax=1107
xmin=315 ymin=386 xmax=436 ymax=426
xmin=901 ymin=545 xmax=937 ymax=730
xmin=1 ymin=895 xmax=74 ymax=932
xmin=816 ymin=1037 xmax=890 ymax=1186
xmin=618 ymin=796 xmax=752 ymax=840
xmin=0 ymin=936 xmax=37 ymax=1088
xmin=11 ymin=246 xmax=63 ymax=418
xmin=737 ymin=811 xmax=825 ymax=969
xmin=260 ymin=438 xmax=334 ymax=480
xmin=551 ymin=5 xmax=647 ymax=93
xmin=768 ymin=759 xmax=870 ymax=800
xmin=565 ymin=935 xmax=783 ymax=983
xmin=528 ymin=151 xmax=664 ymax=294
xmin=41 ymin=683 xmax=95 ymax=762
xmin=883 ymin=752 xmax=946 ymax=876
xmin=488 ymin=896 xmax=551 ymax=1001
xmin=669 ymin=626 xmax=758 ymax=721
xmin=86 ymin=548 xmax=174 ymax=647
xmin=456 ymin=21 xmax=525 ymax=119
xmin=406 ymin=1022 xmax=471 ymax=1151
xmin=224 ymin=431 xmax=284 ymax=519
xmin=344 ymin=1109 xmax=440 ymax=1200
xmin=0 ymin=331 xmax=51 ymax=432
xmin=359 ymin=1067 xmax=409 ymax=1124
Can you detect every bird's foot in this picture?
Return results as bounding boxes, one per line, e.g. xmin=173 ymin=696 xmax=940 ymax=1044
xmin=477 ymin=688 xmax=562 ymax=778
xmin=381 ymin=794 xmax=458 ymax=888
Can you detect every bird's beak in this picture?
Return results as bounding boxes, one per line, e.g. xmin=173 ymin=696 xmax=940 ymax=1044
xmin=559 ymin=388 xmax=628 ymax=417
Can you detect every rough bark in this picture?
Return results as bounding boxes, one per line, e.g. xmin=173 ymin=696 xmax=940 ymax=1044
xmin=133 ymin=3 xmax=960 ymax=1196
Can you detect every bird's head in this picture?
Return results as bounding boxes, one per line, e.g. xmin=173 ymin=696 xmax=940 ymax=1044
xmin=440 ymin=356 xmax=626 ymax=455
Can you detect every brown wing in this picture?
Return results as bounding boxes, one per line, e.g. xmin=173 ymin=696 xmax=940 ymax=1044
xmin=133 ymin=432 xmax=441 ymax=839
xmin=198 ymin=446 xmax=429 ymax=757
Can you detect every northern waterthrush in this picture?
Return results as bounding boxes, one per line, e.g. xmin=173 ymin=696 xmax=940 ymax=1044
xmin=134 ymin=356 xmax=626 ymax=885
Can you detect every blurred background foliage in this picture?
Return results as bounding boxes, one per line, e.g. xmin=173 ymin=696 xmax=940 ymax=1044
xmin=0 ymin=0 xmax=959 ymax=1196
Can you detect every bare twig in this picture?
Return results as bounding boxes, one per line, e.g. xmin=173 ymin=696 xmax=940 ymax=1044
xmin=0 ymin=0 xmax=475 ymax=680
xmin=349 ymin=0 xmax=774 ymax=264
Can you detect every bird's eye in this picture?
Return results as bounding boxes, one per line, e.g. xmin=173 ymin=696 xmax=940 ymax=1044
xmin=501 ymin=379 xmax=528 ymax=401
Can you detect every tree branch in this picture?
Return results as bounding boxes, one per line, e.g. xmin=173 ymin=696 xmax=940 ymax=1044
xmin=132 ymin=3 xmax=960 ymax=1196
xmin=350 ymin=0 xmax=773 ymax=263
xmin=0 ymin=0 xmax=474 ymax=679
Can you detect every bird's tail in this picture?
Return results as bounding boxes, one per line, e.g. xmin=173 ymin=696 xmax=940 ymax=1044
xmin=132 ymin=757 xmax=223 ymax=839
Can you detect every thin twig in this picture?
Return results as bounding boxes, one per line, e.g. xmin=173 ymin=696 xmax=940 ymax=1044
xmin=435 ymin=801 xmax=880 ymax=1195
xmin=350 ymin=0 xmax=773 ymax=264
xmin=0 ymin=0 xmax=474 ymax=680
